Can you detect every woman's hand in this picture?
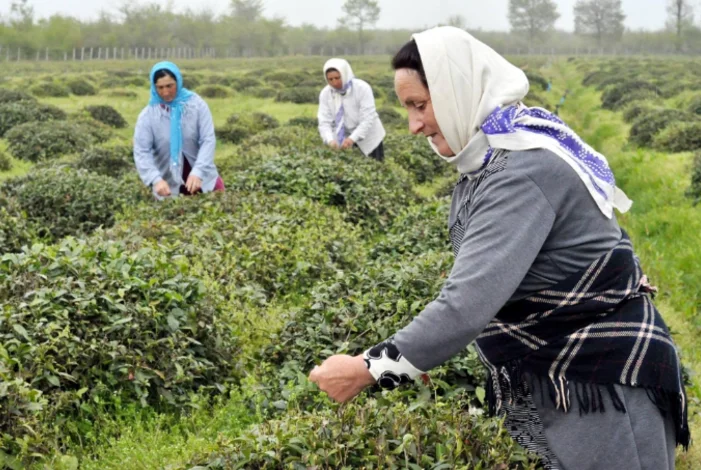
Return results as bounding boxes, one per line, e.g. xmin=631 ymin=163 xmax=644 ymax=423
xmin=154 ymin=180 xmax=171 ymax=197
xmin=329 ymin=140 xmax=340 ymax=150
xmin=341 ymin=137 xmax=355 ymax=150
xmin=186 ymin=175 xmax=202 ymax=193
xmin=308 ymin=354 xmax=375 ymax=403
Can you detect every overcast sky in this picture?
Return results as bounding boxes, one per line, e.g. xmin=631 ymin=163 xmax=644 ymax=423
xmin=3 ymin=0 xmax=670 ymax=32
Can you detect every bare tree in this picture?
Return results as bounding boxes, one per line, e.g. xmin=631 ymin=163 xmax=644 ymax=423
xmin=508 ymin=0 xmax=560 ymax=47
xmin=574 ymin=0 xmax=626 ymax=46
xmin=338 ymin=0 xmax=380 ymax=55
xmin=666 ymin=0 xmax=694 ymax=52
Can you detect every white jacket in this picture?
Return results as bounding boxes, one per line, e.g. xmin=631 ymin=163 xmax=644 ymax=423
xmin=317 ymin=78 xmax=386 ymax=156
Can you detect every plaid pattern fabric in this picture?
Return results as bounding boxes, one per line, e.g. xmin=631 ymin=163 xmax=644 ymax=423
xmin=475 ymin=232 xmax=690 ymax=448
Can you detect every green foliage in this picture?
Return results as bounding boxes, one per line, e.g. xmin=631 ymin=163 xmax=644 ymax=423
xmin=229 ymin=76 xmax=262 ymax=91
xmin=688 ymin=153 xmax=701 ymax=204
xmin=29 ymin=82 xmax=70 ymax=98
xmin=66 ymin=78 xmax=97 ymax=96
xmin=264 ymin=70 xmax=302 ymax=85
xmin=217 ymin=112 xmax=279 ymax=144
xmin=1 ymin=167 xmax=128 ymax=240
xmin=629 ymin=108 xmax=694 ymax=147
xmin=0 ymin=150 xmax=12 ymax=172
xmin=385 ymin=133 xmax=448 ymax=184
xmin=106 ymin=89 xmax=138 ymax=99
xmin=5 ymin=121 xmax=97 ymax=162
xmin=525 ymin=71 xmax=549 ymax=91
xmin=196 ymin=85 xmax=232 ymax=99
xmin=246 ymin=86 xmax=276 ymax=98
xmin=69 ymin=114 xmax=115 ymax=142
xmin=286 ymin=116 xmax=318 ymax=128
xmin=275 ymin=86 xmax=318 ymax=104
xmin=622 ymin=103 xmax=655 ymax=123
xmin=0 ymin=238 xmax=242 ymax=459
xmin=378 ymin=106 xmax=403 ymax=127
xmin=229 ymin=149 xmax=418 ymax=227
xmin=687 ymin=95 xmax=701 ymax=115
xmin=104 ymin=191 xmax=363 ymax=300
xmin=370 ymin=199 xmax=451 ymax=259
xmin=84 ymin=105 xmax=128 ymax=128
xmin=0 ymin=88 xmax=37 ymax=104
xmin=654 ymin=122 xmax=701 ymax=153
xmin=523 ymin=91 xmax=549 ymax=109
xmin=0 ymin=195 xmax=39 ymax=254
xmin=182 ymin=75 xmax=201 ymax=89
xmin=76 ymin=145 xmax=134 ymax=178
xmin=0 ymin=101 xmax=67 ymax=137
xmin=601 ymin=81 xmax=660 ymax=110
xmin=243 ymin=125 xmax=319 ymax=152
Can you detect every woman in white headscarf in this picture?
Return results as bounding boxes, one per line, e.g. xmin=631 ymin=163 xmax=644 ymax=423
xmin=309 ymin=27 xmax=689 ymax=469
xmin=317 ymin=58 xmax=386 ymax=161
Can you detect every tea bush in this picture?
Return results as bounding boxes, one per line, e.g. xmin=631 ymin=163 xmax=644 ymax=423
xmin=378 ymin=106 xmax=403 ymax=127
xmin=196 ymin=85 xmax=232 ymax=99
xmin=370 ymin=199 xmax=451 ymax=259
xmin=653 ymin=122 xmax=701 ymax=153
xmin=0 ymin=195 xmax=39 ymax=254
xmin=264 ymin=70 xmax=301 ymax=85
xmin=286 ymin=116 xmax=318 ymax=128
xmin=246 ymin=86 xmax=277 ymax=99
xmin=230 ymin=77 xmax=262 ymax=91
xmin=687 ymin=152 xmax=701 ymax=203
xmin=385 ymin=133 xmax=448 ymax=183
xmin=0 ymin=150 xmax=12 ymax=171
xmin=66 ymin=78 xmax=97 ymax=96
xmin=229 ymin=149 xmax=418 ymax=227
xmin=76 ymin=145 xmax=134 ymax=178
xmin=1 ymin=167 xmax=128 ymax=240
xmin=525 ymin=71 xmax=549 ymax=91
xmin=243 ymin=125 xmax=319 ymax=152
xmin=276 ymin=87 xmax=318 ymax=104
xmin=83 ymin=104 xmax=128 ymax=129
xmin=0 ymin=101 xmax=67 ymax=137
xmin=29 ymin=82 xmax=70 ymax=98
xmin=0 ymin=87 xmax=36 ymax=104
xmin=104 ymin=191 xmax=364 ymax=299
xmin=622 ymin=103 xmax=655 ymax=123
xmin=106 ymin=88 xmax=138 ymax=99
xmin=69 ymin=114 xmax=115 ymax=142
xmin=5 ymin=121 xmax=96 ymax=162
xmin=0 ymin=238 xmax=242 ymax=458
xmin=601 ymin=81 xmax=660 ymax=110
xmin=629 ymin=109 xmax=694 ymax=147
xmin=688 ymin=95 xmax=701 ymax=115
xmin=182 ymin=75 xmax=201 ymax=89
xmin=217 ymin=112 xmax=279 ymax=144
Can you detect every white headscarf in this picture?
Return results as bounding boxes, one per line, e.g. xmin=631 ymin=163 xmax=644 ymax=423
xmin=323 ymin=58 xmax=354 ymax=91
xmin=412 ymin=26 xmax=631 ymax=217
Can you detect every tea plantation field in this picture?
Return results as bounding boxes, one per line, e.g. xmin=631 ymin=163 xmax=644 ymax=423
xmin=0 ymin=56 xmax=699 ymax=469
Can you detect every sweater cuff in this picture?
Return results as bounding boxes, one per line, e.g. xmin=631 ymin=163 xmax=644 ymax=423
xmin=363 ymin=337 xmax=425 ymax=390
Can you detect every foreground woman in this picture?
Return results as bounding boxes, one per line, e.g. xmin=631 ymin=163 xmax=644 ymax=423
xmin=309 ymin=27 xmax=689 ymax=469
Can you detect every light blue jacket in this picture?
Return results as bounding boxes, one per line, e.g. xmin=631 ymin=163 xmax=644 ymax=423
xmin=133 ymin=94 xmax=219 ymax=198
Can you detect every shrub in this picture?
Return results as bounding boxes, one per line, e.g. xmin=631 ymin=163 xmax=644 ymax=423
xmin=688 ymin=153 xmax=701 ymax=203
xmin=122 ymin=75 xmax=148 ymax=87
xmin=629 ymin=109 xmax=694 ymax=147
xmin=84 ymin=104 xmax=128 ymax=128
xmin=5 ymin=121 xmax=97 ymax=162
xmin=0 ymin=101 xmax=67 ymax=137
xmin=622 ymin=103 xmax=655 ymax=123
xmin=217 ymin=112 xmax=279 ymax=144
xmin=0 ymin=195 xmax=40 ymax=254
xmin=100 ymin=77 xmax=125 ymax=89
xmin=76 ymin=145 xmax=134 ymax=177
xmin=29 ymin=82 xmax=70 ymax=98
xmin=370 ymin=199 xmax=451 ymax=259
xmin=378 ymin=106 xmax=403 ymax=127
xmin=106 ymin=88 xmax=137 ymax=99
xmin=230 ymin=76 xmax=262 ymax=91
xmin=1 ymin=167 xmax=128 ymax=239
xmin=66 ymin=78 xmax=97 ymax=96
xmin=385 ymin=132 xmax=448 ymax=183
xmin=0 ymin=150 xmax=12 ymax=171
xmin=104 ymin=191 xmax=363 ymax=299
xmin=601 ymin=81 xmax=660 ymax=110
xmin=182 ymin=75 xmax=201 ymax=89
xmin=228 ymin=149 xmax=418 ymax=227
xmin=286 ymin=116 xmax=318 ymax=128
xmin=0 ymin=88 xmax=37 ymax=104
xmin=0 ymin=237 xmax=242 ymax=459
xmin=243 ymin=125 xmax=319 ymax=151
xmin=653 ymin=121 xmax=701 ymax=153
xmin=276 ymin=87 xmax=318 ymax=104
xmin=196 ymin=85 xmax=232 ymax=99
xmin=246 ymin=86 xmax=277 ymax=99
xmin=264 ymin=70 xmax=302 ymax=85
xmin=523 ymin=91 xmax=549 ymax=109
xmin=687 ymin=95 xmax=701 ymax=115
xmin=525 ymin=71 xmax=549 ymax=91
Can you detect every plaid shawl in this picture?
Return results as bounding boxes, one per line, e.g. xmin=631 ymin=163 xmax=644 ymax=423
xmin=475 ymin=231 xmax=690 ymax=448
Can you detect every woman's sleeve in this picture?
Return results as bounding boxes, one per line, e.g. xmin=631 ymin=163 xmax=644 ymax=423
xmin=348 ymin=82 xmax=379 ymax=144
xmin=317 ymin=88 xmax=335 ymax=145
xmin=133 ymin=110 xmax=162 ymax=187
xmin=191 ymin=99 xmax=217 ymax=180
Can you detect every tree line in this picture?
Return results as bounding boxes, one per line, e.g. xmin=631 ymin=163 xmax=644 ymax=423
xmin=1 ymin=0 xmax=699 ymax=59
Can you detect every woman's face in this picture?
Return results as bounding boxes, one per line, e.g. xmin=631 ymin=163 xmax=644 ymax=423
xmin=394 ymin=68 xmax=453 ymax=157
xmin=155 ymin=74 xmax=177 ymax=103
xmin=326 ymin=70 xmax=343 ymax=90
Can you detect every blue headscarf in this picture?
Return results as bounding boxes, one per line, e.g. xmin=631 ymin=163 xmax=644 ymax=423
xmin=148 ymin=61 xmax=194 ymax=170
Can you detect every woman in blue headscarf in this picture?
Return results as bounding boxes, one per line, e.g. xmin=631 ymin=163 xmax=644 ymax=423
xmin=133 ymin=61 xmax=224 ymax=199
